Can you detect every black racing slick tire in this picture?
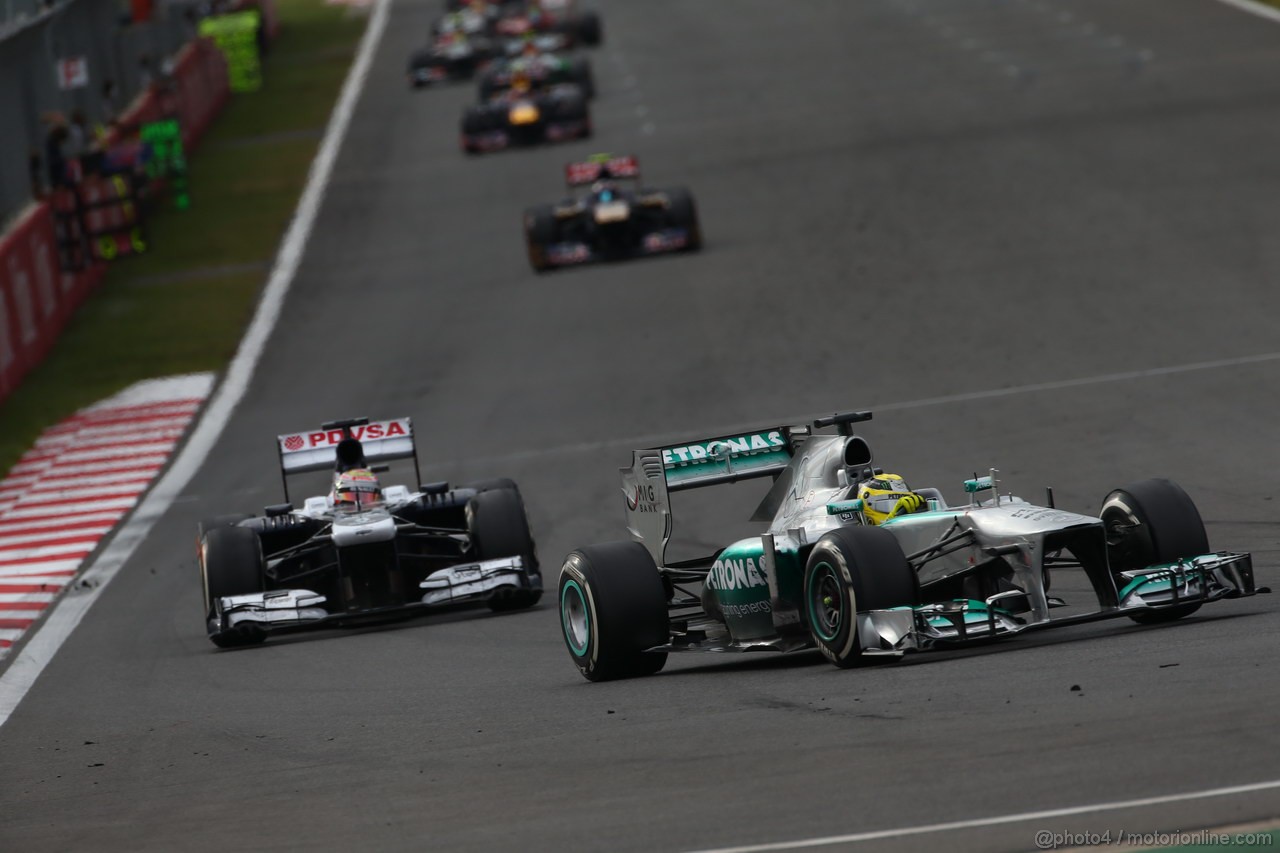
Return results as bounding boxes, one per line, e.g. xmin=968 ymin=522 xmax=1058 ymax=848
xmin=477 ymin=71 xmax=502 ymax=102
xmin=524 ymin=205 xmax=558 ymax=272
xmin=574 ymin=11 xmax=602 ymax=46
xmin=1101 ymin=478 xmax=1209 ymax=624
xmin=663 ymin=187 xmax=703 ymax=251
xmin=568 ymin=56 xmax=595 ymax=98
xmin=467 ymin=487 xmax=541 ymax=611
xmin=461 ymin=107 xmax=493 ymax=154
xmin=559 ymin=542 xmax=669 ymax=682
xmin=201 ymin=525 xmax=266 ymax=648
xmin=197 ymin=513 xmax=251 ymax=545
xmin=803 ymin=526 xmax=920 ymax=668
xmin=465 ymin=477 xmax=520 ymax=496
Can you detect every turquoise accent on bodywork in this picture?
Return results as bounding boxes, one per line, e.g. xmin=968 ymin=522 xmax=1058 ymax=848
xmin=879 ymin=509 xmax=961 ymax=527
xmin=826 ymin=499 xmax=863 ymax=515
xmin=706 ymin=539 xmax=773 ymax=641
xmin=1119 ymin=556 xmax=1215 ymax=599
xmin=919 ymin=601 xmax=1013 ymax=629
xmin=706 ymin=538 xmax=805 ymax=642
xmin=662 ymin=431 xmax=790 ymax=487
xmin=964 ymin=476 xmax=995 ymax=493
xmin=1120 ymin=576 xmax=1173 ymax=599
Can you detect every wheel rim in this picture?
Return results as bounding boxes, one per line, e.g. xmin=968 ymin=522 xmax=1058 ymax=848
xmin=808 ymin=562 xmax=843 ymax=642
xmin=560 ymin=580 xmax=591 ymax=657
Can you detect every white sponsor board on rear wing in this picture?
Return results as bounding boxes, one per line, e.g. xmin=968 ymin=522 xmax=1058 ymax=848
xmin=276 ymin=417 xmax=415 ymax=474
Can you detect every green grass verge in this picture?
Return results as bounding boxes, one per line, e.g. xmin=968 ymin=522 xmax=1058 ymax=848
xmin=0 ymin=0 xmax=364 ymax=476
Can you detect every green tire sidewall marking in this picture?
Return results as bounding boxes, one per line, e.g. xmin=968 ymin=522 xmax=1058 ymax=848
xmin=561 ymin=579 xmax=590 ymax=657
xmin=808 ymin=561 xmax=842 ymax=643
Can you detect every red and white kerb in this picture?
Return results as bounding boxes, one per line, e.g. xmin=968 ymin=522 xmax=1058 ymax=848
xmin=0 ymin=374 xmax=212 ymax=660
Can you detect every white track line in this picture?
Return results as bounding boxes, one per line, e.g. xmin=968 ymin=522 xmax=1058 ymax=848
xmin=684 ymin=778 xmax=1280 ymax=853
xmin=0 ymin=0 xmax=391 ymax=728
xmin=1211 ymin=0 xmax=1280 ymax=24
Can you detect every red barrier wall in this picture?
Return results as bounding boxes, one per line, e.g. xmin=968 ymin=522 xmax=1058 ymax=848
xmin=0 ymin=204 xmax=103 ymax=402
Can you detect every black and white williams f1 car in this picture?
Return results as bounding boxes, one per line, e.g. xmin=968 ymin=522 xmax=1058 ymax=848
xmin=198 ymin=417 xmax=541 ymax=648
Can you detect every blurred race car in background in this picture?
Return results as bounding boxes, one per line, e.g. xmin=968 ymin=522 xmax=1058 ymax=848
xmin=407 ymin=4 xmax=499 ymax=88
xmin=408 ymin=34 xmax=499 ymax=88
xmin=458 ymin=0 xmax=603 ymax=50
xmin=557 ymin=410 xmax=1263 ymax=680
xmin=461 ymin=73 xmax=590 ymax=153
xmin=522 ymin=154 xmax=702 ymax=272
xmin=479 ymin=50 xmax=595 ymax=100
xmin=198 ymin=417 xmax=542 ymax=648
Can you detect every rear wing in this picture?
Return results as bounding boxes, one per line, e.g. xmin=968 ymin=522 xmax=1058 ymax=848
xmin=620 ymin=426 xmax=803 ymax=566
xmin=275 ymin=417 xmax=420 ymax=502
xmin=565 ymin=154 xmax=640 ymax=188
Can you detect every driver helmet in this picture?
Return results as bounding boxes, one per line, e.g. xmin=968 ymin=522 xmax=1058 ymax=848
xmin=591 ymin=179 xmax=618 ymax=202
xmin=857 ymin=473 xmax=928 ymax=525
xmin=332 ymin=468 xmax=384 ymax=512
xmin=510 ymin=69 xmax=533 ymax=93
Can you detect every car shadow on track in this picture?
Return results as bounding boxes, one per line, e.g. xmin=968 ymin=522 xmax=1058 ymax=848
xmin=651 ymin=609 xmax=1269 ymax=677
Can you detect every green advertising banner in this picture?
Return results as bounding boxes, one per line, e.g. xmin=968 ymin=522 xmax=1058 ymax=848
xmin=199 ymin=10 xmax=262 ymax=93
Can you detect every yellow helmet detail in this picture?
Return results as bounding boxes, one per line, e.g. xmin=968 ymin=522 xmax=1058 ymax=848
xmin=856 ymin=474 xmax=926 ymax=525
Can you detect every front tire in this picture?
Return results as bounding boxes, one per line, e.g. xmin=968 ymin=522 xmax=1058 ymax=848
xmin=803 ymin=526 xmax=919 ymax=668
xmin=524 ymin=205 xmax=558 ymax=272
xmin=467 ymin=487 xmax=541 ymax=611
xmin=1102 ymin=478 xmax=1208 ymax=624
xmin=201 ymin=526 xmax=266 ymax=648
xmin=559 ymin=542 xmax=669 ymax=681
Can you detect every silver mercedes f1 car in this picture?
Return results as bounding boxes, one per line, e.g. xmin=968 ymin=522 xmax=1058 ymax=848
xmin=558 ymin=411 xmax=1262 ymax=680
xmin=198 ymin=417 xmax=541 ymax=648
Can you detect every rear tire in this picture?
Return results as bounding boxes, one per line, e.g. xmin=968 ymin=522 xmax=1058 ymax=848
xmin=575 ymin=11 xmax=602 ymax=46
xmin=568 ymin=56 xmax=595 ymax=97
xmin=803 ymin=526 xmax=919 ymax=668
xmin=467 ymin=487 xmax=541 ymax=611
xmin=197 ymin=513 xmax=251 ymax=545
xmin=1101 ymin=478 xmax=1208 ymax=624
xmin=664 ymin=187 xmax=703 ymax=251
xmin=465 ymin=477 xmax=520 ymax=496
xmin=559 ymin=542 xmax=669 ymax=681
xmin=201 ymin=526 xmax=266 ymax=648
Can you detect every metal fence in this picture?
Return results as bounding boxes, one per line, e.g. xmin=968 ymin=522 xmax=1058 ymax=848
xmin=0 ymin=0 xmax=193 ymax=227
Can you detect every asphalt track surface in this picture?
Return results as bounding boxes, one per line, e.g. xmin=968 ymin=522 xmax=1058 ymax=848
xmin=3 ymin=1 xmax=1280 ymax=850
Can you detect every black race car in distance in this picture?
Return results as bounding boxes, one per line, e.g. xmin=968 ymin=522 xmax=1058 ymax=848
xmin=408 ymin=8 xmax=498 ymax=88
xmin=522 ymin=154 xmax=702 ymax=272
xmin=461 ymin=78 xmax=590 ymax=153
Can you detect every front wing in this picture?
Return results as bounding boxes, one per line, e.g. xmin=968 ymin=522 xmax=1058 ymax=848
xmin=857 ymin=552 xmax=1259 ymax=655
xmin=208 ymin=556 xmax=534 ymax=643
xmin=539 ymin=227 xmax=694 ymax=268
xmin=463 ymin=117 xmax=590 ymax=153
